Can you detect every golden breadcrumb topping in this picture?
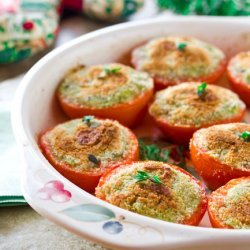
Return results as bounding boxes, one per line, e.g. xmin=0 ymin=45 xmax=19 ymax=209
xmin=209 ymin=178 xmax=250 ymax=229
xmin=42 ymin=118 xmax=137 ymax=173
xmin=195 ymin=123 xmax=250 ymax=170
xmin=132 ymin=36 xmax=225 ymax=84
xmin=57 ymin=63 xmax=153 ymax=108
xmin=96 ymin=161 xmax=204 ymax=223
xmin=149 ymin=83 xmax=245 ymax=127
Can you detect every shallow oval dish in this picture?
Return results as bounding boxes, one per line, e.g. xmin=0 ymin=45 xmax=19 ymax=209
xmin=12 ymin=18 xmax=250 ymax=250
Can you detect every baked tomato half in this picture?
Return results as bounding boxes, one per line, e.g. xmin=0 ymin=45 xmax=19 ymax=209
xmin=96 ymin=161 xmax=207 ymax=226
xmin=208 ymin=177 xmax=250 ymax=229
xmin=57 ymin=63 xmax=154 ymax=127
xmin=190 ymin=123 xmax=250 ymax=190
xmin=131 ymin=36 xmax=226 ymax=89
xmin=39 ymin=117 xmax=139 ymax=193
xmin=149 ymin=82 xmax=246 ymax=145
xmin=227 ymin=51 xmax=250 ymax=106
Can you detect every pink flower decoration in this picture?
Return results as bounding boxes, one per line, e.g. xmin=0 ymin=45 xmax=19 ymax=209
xmin=38 ymin=180 xmax=71 ymax=203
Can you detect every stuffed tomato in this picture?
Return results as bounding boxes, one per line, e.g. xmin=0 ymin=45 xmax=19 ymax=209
xmin=208 ymin=177 xmax=250 ymax=229
xmin=131 ymin=36 xmax=226 ymax=89
xmin=40 ymin=116 xmax=139 ymax=193
xmin=96 ymin=161 xmax=207 ymax=226
xmin=190 ymin=123 xmax=250 ymax=190
xmin=149 ymin=82 xmax=246 ymax=145
xmin=227 ymin=51 xmax=250 ymax=106
xmin=57 ymin=63 xmax=154 ymax=127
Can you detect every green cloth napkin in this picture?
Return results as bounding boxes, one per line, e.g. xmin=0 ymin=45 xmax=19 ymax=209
xmin=0 ymin=76 xmax=27 ymax=206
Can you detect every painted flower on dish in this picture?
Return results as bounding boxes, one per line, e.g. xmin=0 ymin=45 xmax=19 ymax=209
xmin=61 ymin=204 xmax=124 ymax=234
xmin=37 ymin=180 xmax=72 ymax=203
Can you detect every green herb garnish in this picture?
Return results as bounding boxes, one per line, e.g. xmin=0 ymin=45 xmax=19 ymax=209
xmin=240 ymin=131 xmax=250 ymax=142
xmin=139 ymin=139 xmax=170 ymax=162
xmin=177 ymin=42 xmax=187 ymax=51
xmin=134 ymin=170 xmax=162 ymax=184
xmin=104 ymin=67 xmax=121 ymax=74
xmin=98 ymin=67 xmax=121 ymax=78
xmin=82 ymin=115 xmax=94 ymax=126
xmin=88 ymin=154 xmax=100 ymax=165
xmin=197 ymin=82 xmax=207 ymax=99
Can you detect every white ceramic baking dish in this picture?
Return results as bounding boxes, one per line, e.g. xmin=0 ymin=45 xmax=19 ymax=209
xmin=12 ymin=17 xmax=250 ymax=250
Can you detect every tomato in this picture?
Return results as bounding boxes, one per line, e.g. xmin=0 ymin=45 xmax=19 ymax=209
xmin=227 ymin=68 xmax=250 ymax=106
xmin=39 ymin=126 xmax=139 ymax=194
xmin=153 ymin=107 xmax=245 ymax=145
xmin=208 ymin=177 xmax=250 ymax=229
xmin=190 ymin=133 xmax=250 ymax=191
xmin=58 ymin=88 xmax=153 ymax=128
xmin=96 ymin=161 xmax=207 ymax=226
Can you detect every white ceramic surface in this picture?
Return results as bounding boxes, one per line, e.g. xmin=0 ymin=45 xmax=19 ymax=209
xmin=12 ymin=17 xmax=250 ymax=250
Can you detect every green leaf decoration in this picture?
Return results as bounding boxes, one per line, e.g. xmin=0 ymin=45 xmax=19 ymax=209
xmin=61 ymin=204 xmax=115 ymax=222
xmin=177 ymin=42 xmax=187 ymax=51
xmin=134 ymin=170 xmax=162 ymax=184
xmin=197 ymin=82 xmax=207 ymax=99
xmin=0 ymin=26 xmax=5 ymax=32
xmin=157 ymin=0 xmax=250 ymax=16
xmin=240 ymin=131 xmax=250 ymax=142
xmin=139 ymin=139 xmax=170 ymax=162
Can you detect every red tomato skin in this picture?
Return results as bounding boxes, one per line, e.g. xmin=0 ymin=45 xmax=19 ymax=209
xmin=39 ymin=126 xmax=139 ymax=194
xmin=58 ymin=88 xmax=154 ymax=128
xmin=96 ymin=161 xmax=207 ymax=226
xmin=190 ymin=133 xmax=250 ymax=191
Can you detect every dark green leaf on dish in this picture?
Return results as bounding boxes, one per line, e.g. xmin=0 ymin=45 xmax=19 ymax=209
xmin=139 ymin=139 xmax=170 ymax=162
xmin=197 ymin=82 xmax=207 ymax=99
xmin=82 ymin=115 xmax=94 ymax=126
xmin=177 ymin=42 xmax=187 ymax=51
xmin=88 ymin=154 xmax=100 ymax=165
xmin=61 ymin=204 xmax=115 ymax=222
xmin=240 ymin=131 xmax=250 ymax=142
xmin=134 ymin=170 xmax=162 ymax=185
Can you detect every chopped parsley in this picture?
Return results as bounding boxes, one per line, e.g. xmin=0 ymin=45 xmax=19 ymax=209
xmin=139 ymin=139 xmax=170 ymax=162
xmin=134 ymin=170 xmax=162 ymax=184
xmin=177 ymin=42 xmax=187 ymax=51
xmin=82 ymin=115 xmax=94 ymax=126
xmin=98 ymin=67 xmax=121 ymax=78
xmin=197 ymin=82 xmax=207 ymax=99
xmin=240 ymin=131 xmax=250 ymax=142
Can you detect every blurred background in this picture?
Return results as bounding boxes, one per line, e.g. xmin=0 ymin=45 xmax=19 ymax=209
xmin=1 ymin=0 xmax=249 ymax=80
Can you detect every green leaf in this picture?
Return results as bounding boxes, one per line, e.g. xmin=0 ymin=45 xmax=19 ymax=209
xmin=61 ymin=204 xmax=115 ymax=222
xmin=134 ymin=170 xmax=162 ymax=185
xmin=152 ymin=175 xmax=162 ymax=184
xmin=177 ymin=42 xmax=187 ymax=51
xmin=139 ymin=139 xmax=170 ymax=162
xmin=82 ymin=115 xmax=94 ymax=126
xmin=240 ymin=131 xmax=250 ymax=142
xmin=197 ymin=82 xmax=207 ymax=98
xmin=104 ymin=67 xmax=121 ymax=75
xmin=0 ymin=25 xmax=5 ymax=32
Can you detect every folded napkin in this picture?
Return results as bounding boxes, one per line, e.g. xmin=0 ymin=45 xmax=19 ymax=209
xmin=0 ymin=75 xmax=27 ymax=206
